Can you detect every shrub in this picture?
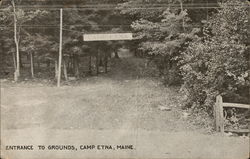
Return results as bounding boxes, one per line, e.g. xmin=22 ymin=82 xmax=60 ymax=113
xmin=180 ymin=0 xmax=249 ymax=113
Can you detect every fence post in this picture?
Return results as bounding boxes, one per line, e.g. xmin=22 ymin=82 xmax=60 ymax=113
xmin=214 ymin=96 xmax=220 ymax=131
xmin=214 ymin=102 xmax=218 ymax=131
xmin=216 ymin=95 xmax=224 ymax=133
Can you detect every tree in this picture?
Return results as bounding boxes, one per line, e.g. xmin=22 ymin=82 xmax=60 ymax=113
xmin=1 ymin=0 xmax=130 ymax=80
xmin=20 ymin=33 xmax=55 ymax=78
xmin=0 ymin=0 xmax=47 ymax=81
xmin=180 ymin=0 xmax=249 ymax=111
xmin=0 ymin=6 xmax=14 ymax=76
xmin=119 ymin=0 xmax=198 ymax=84
xmin=12 ymin=0 xmax=20 ymax=81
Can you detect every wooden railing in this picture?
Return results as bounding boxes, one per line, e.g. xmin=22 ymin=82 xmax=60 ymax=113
xmin=214 ymin=95 xmax=250 ymax=134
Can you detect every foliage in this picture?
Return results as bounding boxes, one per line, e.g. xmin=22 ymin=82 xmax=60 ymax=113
xmin=118 ymin=0 xmax=224 ymax=85
xmin=21 ymin=34 xmax=56 ymax=60
xmin=179 ymin=0 xmax=249 ymax=112
xmin=119 ymin=0 xmax=195 ymax=85
xmin=0 ymin=0 xmax=129 ymax=78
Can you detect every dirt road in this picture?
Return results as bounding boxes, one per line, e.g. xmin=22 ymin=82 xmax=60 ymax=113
xmin=1 ymin=58 xmax=249 ymax=159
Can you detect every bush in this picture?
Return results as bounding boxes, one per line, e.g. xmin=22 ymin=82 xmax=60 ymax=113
xmin=180 ymin=0 xmax=249 ymax=113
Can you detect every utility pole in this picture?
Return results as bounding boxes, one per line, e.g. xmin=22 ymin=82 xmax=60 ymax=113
xmin=179 ymin=0 xmax=185 ymax=32
xmin=57 ymin=8 xmax=63 ymax=87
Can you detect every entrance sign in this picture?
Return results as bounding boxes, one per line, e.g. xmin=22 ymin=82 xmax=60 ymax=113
xmin=83 ymin=33 xmax=133 ymax=41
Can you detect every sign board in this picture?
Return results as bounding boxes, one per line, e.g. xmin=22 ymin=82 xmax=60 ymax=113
xmin=83 ymin=33 xmax=133 ymax=41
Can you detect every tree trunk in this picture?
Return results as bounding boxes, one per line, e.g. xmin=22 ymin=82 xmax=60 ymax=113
xmin=88 ymin=55 xmax=92 ymax=74
xmin=55 ymin=60 xmax=58 ymax=79
xmin=73 ymin=55 xmax=79 ymax=78
xmin=166 ymin=59 xmax=170 ymax=85
xmin=114 ymin=50 xmax=119 ymax=59
xmin=104 ymin=53 xmax=108 ymax=73
xmin=37 ymin=61 xmax=40 ymax=70
xmin=63 ymin=60 xmax=68 ymax=81
xmin=1 ymin=40 xmax=6 ymax=69
xmin=12 ymin=0 xmax=20 ymax=81
xmin=12 ymin=52 xmax=16 ymax=71
xmin=20 ymin=53 xmax=24 ymax=68
xmin=30 ymin=52 xmax=34 ymax=78
xmin=99 ymin=58 xmax=104 ymax=67
xmin=67 ymin=60 xmax=70 ymax=71
xmin=96 ymin=50 xmax=99 ymax=75
xmin=70 ymin=55 xmax=74 ymax=72
xmin=162 ymin=55 xmax=171 ymax=86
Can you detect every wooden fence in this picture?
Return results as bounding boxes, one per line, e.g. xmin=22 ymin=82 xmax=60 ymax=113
xmin=214 ymin=95 xmax=250 ymax=134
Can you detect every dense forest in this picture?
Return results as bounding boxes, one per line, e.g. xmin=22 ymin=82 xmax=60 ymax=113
xmin=0 ymin=0 xmax=249 ymax=117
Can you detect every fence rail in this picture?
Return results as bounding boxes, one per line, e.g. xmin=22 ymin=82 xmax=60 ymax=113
xmin=222 ymin=103 xmax=250 ymax=109
xmin=214 ymin=95 xmax=250 ymax=134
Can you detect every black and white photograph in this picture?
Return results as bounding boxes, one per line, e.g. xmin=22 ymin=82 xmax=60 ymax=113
xmin=0 ymin=0 xmax=249 ymax=159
